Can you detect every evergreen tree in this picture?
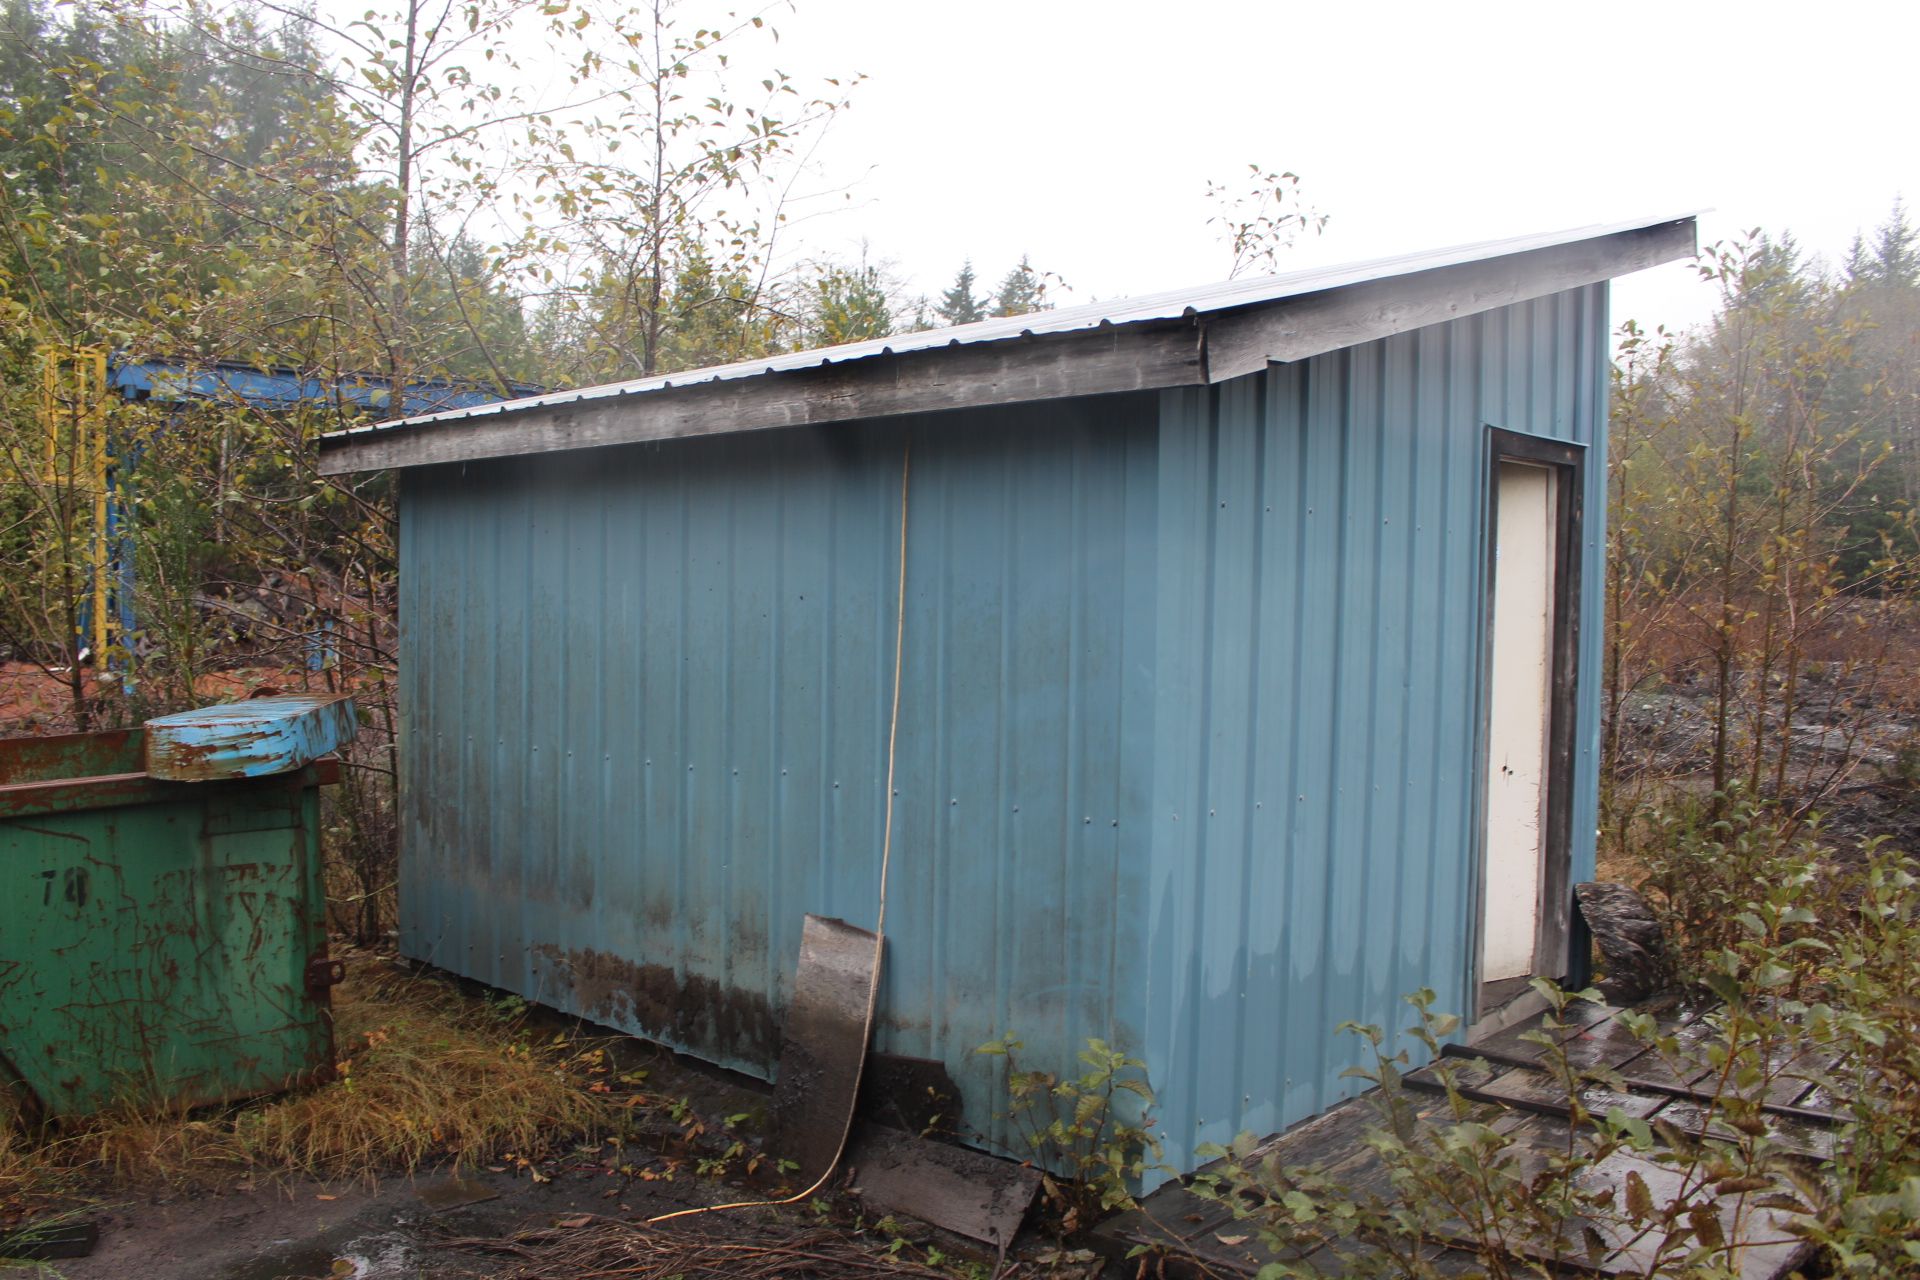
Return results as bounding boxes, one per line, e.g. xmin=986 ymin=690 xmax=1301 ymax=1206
xmin=1844 ymin=233 xmax=1873 ymax=284
xmin=1869 ymin=198 xmax=1920 ymax=289
xmin=935 ymin=260 xmax=985 ymax=326
xmin=991 ymin=255 xmax=1050 ymax=318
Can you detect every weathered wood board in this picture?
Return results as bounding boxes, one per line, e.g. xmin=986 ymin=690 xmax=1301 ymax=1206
xmin=1092 ymin=1003 xmax=1835 ymax=1279
xmin=767 ymin=914 xmax=882 ymax=1189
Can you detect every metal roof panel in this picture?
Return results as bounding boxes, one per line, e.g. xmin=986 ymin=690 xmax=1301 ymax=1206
xmin=328 ymin=212 xmax=1697 ymax=441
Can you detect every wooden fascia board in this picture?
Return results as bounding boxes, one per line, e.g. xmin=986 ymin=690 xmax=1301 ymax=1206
xmin=317 ymin=320 xmax=1205 ymax=473
xmin=1200 ymin=218 xmax=1697 ymax=383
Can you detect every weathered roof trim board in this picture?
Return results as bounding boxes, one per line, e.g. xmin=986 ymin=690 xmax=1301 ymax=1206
xmin=1202 ymin=218 xmax=1696 ymax=382
xmin=319 ymin=322 xmax=1205 ymax=473
xmin=318 ymin=214 xmax=1696 ymax=474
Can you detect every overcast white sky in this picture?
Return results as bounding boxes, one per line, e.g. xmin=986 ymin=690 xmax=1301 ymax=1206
xmin=752 ymin=0 xmax=1917 ymax=337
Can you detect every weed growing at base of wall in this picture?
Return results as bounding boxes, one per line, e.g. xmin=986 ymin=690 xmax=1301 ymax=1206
xmin=976 ymin=1036 xmax=1163 ymax=1235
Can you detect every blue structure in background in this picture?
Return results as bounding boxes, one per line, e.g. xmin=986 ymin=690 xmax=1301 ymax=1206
xmin=87 ymin=356 xmax=538 ymax=670
xmin=109 ymin=356 xmax=542 ymax=418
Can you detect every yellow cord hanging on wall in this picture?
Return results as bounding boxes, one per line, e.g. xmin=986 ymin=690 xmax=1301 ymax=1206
xmin=647 ymin=438 xmax=911 ymax=1225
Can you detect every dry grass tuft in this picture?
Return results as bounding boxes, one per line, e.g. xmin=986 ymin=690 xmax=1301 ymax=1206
xmin=226 ymin=954 xmax=612 ymax=1180
xmin=2 ymin=951 xmax=616 ymax=1215
xmin=1 ymin=1091 xmax=74 ymax=1224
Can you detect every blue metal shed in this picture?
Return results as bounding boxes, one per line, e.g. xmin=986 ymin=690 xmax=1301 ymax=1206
xmin=319 ymin=214 xmax=1696 ymax=1182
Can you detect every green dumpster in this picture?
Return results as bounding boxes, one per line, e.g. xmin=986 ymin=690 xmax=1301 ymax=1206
xmin=0 ymin=696 xmax=356 ymax=1118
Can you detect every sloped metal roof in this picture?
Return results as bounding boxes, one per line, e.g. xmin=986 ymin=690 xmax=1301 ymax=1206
xmin=336 ymin=212 xmax=1697 ymax=439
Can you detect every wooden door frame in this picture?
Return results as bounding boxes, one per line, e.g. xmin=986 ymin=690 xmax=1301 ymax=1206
xmin=1473 ymin=427 xmax=1585 ymax=1019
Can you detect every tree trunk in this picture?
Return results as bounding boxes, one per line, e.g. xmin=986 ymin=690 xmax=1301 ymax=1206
xmin=389 ymin=0 xmax=420 ymax=392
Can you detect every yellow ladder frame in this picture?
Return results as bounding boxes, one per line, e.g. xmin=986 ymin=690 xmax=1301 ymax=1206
xmin=40 ymin=346 xmax=112 ymax=660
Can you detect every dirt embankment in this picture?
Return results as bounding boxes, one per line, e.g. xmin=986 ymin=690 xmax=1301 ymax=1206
xmin=1610 ymin=657 xmax=1920 ymax=861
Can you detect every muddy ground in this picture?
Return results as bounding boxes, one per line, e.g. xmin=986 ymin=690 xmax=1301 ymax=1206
xmin=0 ymin=1048 xmax=979 ymax=1280
xmin=54 ymin=1165 xmax=705 ymax=1280
xmin=2 ymin=1026 xmax=758 ymax=1277
xmin=0 ymin=987 xmax=1041 ymax=1280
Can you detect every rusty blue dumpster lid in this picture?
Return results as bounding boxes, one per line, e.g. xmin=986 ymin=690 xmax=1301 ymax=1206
xmin=143 ymin=695 xmax=358 ymax=781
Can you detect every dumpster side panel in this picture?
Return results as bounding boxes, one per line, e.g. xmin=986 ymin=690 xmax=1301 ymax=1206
xmin=0 ymin=728 xmax=141 ymax=786
xmin=0 ymin=761 xmax=333 ymax=1116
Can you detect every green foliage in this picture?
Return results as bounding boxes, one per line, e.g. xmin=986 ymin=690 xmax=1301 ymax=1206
xmin=0 ymin=0 xmax=860 ymax=936
xmin=976 ymin=1034 xmax=1162 ymax=1234
xmin=124 ymin=440 xmax=222 ymax=715
xmin=1632 ymin=785 xmax=1824 ymax=972
xmin=804 ymin=259 xmax=894 ymax=348
xmin=1193 ymin=985 xmax=1661 ymax=1279
xmin=1188 ymin=821 xmax=1920 ymax=1278
xmin=1803 ymin=853 xmax=1920 ymax=1269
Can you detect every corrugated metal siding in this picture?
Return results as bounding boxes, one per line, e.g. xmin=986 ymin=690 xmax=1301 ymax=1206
xmin=1142 ymin=283 xmax=1609 ymax=1175
xmin=399 ymin=396 xmax=1161 ymax=1158
xmin=397 ymin=283 xmax=1612 ymax=1185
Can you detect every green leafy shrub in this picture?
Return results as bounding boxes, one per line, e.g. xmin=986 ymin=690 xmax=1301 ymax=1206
xmin=1187 ymin=832 xmax=1920 ymax=1277
xmin=1634 ymin=785 xmax=1827 ymax=971
xmin=1194 ymin=986 xmax=1711 ymax=1278
xmin=976 ymin=1035 xmax=1162 ymax=1234
xmin=1798 ymin=851 xmax=1920 ymax=1272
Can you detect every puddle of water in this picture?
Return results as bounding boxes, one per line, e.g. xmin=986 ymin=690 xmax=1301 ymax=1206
xmin=220 ymin=1228 xmax=421 ymax=1280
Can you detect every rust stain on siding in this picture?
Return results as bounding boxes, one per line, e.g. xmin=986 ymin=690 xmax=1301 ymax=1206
xmin=530 ymin=944 xmax=777 ymax=1067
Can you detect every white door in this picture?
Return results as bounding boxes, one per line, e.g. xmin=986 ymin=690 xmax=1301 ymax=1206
xmin=1481 ymin=462 xmax=1557 ymax=983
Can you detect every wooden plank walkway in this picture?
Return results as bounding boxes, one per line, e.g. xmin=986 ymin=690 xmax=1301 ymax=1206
xmin=1090 ymin=1001 xmax=1839 ymax=1277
